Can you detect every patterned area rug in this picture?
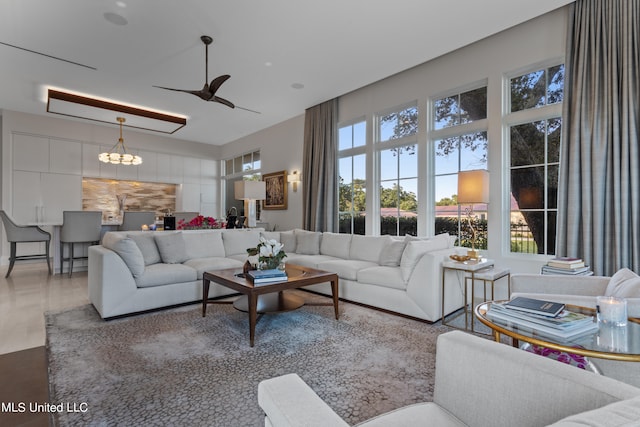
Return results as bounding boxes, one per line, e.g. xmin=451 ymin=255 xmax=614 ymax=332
xmin=46 ymin=292 xmax=452 ymax=426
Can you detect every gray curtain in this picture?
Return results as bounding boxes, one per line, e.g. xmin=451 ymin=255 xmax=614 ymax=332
xmin=302 ymin=98 xmax=338 ymax=232
xmin=557 ymin=0 xmax=640 ymax=276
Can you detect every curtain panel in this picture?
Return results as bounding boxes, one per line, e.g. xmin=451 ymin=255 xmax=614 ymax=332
xmin=557 ymin=0 xmax=640 ymax=276
xmin=302 ymin=98 xmax=338 ymax=232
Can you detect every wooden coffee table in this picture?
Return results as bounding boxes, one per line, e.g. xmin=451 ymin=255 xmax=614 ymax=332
xmin=202 ymin=264 xmax=339 ymax=346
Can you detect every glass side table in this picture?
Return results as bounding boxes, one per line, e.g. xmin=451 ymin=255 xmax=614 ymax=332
xmin=441 ymin=258 xmax=504 ymax=332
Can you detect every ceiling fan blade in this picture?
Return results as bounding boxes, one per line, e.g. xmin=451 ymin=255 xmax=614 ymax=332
xmin=154 ymin=85 xmax=212 ymax=101
xmin=208 ymin=75 xmax=231 ymax=95
xmin=234 ymin=105 xmax=262 ymax=114
xmin=211 ymin=96 xmax=235 ymax=109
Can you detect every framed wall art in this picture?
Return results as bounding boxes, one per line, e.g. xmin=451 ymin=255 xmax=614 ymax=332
xmin=262 ymin=170 xmax=288 ymax=210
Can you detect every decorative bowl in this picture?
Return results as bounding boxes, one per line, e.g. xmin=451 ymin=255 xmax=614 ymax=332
xmin=449 ymin=254 xmax=472 ymax=262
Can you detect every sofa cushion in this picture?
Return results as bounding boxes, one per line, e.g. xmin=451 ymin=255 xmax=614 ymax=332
xmin=548 ymin=395 xmax=640 ymax=427
xmin=400 ymin=234 xmax=451 ymax=282
xmin=605 ymin=268 xmax=640 ymax=298
xmin=317 ymin=259 xmax=378 ymax=281
xmin=357 ymin=402 xmax=465 ymax=427
xmin=222 ymin=229 xmax=261 ymax=256
xmin=357 ymin=266 xmax=407 ymax=290
xmin=379 ymin=237 xmax=406 ymax=267
xmin=183 ymin=231 xmax=225 ymax=259
xmin=285 ymin=254 xmax=339 ymax=269
xmin=134 ymin=263 xmax=197 ymax=288
xmin=154 ymin=232 xmax=189 ymax=264
xmin=127 ymin=233 xmax=161 ymax=266
xmin=295 ymin=229 xmax=322 ymax=255
xmin=183 ymin=257 xmax=244 ymax=280
xmin=280 ymin=230 xmax=297 ymax=253
xmin=320 ymin=232 xmax=352 ymax=259
xmin=349 ymin=235 xmax=389 ymax=263
xmin=102 ymin=234 xmax=145 ymax=277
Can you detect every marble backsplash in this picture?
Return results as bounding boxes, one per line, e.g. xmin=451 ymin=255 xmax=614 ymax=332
xmin=82 ymin=178 xmax=176 ymax=220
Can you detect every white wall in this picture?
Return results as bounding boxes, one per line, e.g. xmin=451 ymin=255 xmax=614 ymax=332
xmin=220 ymin=114 xmax=305 ymax=231
xmin=220 ymin=6 xmax=569 ymax=274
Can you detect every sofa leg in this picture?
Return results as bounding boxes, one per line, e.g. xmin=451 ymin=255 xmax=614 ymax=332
xmin=5 ymin=242 xmax=16 ymax=278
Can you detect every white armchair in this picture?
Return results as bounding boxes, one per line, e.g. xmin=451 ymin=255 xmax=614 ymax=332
xmin=511 ymin=271 xmax=640 ymax=388
xmin=258 ymin=331 xmax=640 ymax=427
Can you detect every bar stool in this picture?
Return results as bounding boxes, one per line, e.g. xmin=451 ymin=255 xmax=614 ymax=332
xmin=0 ymin=210 xmax=52 ymax=277
xmin=60 ymin=211 xmax=102 ymax=277
xmin=119 ymin=211 xmax=156 ymax=231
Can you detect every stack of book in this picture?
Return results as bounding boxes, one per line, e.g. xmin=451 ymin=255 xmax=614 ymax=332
xmin=541 ymin=257 xmax=593 ymax=276
xmin=246 ymin=268 xmax=287 ymax=285
xmin=486 ymin=297 xmax=598 ymax=340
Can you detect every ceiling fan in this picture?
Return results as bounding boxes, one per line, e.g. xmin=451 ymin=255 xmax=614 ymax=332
xmin=154 ymin=35 xmax=259 ymax=113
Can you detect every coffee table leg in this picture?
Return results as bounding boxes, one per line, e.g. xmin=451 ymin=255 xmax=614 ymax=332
xmin=331 ymin=278 xmax=339 ymax=319
xmin=249 ymin=293 xmax=257 ymax=347
xmin=202 ymin=278 xmax=210 ymax=317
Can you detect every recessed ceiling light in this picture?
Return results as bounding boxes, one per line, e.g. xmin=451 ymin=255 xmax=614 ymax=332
xmin=104 ymin=12 xmax=128 ymax=26
xmin=116 ymin=1 xmax=127 ymax=7
xmin=265 ymin=62 xmax=272 ymax=67
xmin=291 ymin=83 xmax=304 ymax=90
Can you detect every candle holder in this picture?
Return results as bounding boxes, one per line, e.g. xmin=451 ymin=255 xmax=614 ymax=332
xmin=596 ymin=296 xmax=628 ymax=327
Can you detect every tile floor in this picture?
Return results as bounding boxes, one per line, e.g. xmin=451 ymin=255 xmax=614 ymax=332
xmin=0 ymin=262 xmax=88 ymax=355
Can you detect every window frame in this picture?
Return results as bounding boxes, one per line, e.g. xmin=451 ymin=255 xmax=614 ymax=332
xmin=503 ymin=59 xmax=564 ymax=258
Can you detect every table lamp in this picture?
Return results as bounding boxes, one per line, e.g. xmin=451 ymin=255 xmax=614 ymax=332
xmin=457 ymin=169 xmax=489 ymax=259
xmin=234 ymin=180 xmax=266 ymax=228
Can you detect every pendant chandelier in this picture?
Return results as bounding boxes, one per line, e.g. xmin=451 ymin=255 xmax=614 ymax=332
xmin=98 ymin=117 xmax=143 ymax=165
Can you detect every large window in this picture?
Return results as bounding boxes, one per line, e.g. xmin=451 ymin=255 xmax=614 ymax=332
xmin=508 ymin=64 xmax=564 ymax=255
xmin=377 ymin=105 xmax=418 ymax=236
xmin=433 ymin=86 xmax=488 ymax=248
xmin=338 ymin=121 xmax=366 ymax=234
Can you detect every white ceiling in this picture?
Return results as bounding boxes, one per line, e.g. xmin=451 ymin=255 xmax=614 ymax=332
xmin=0 ymin=0 xmax=573 ymax=146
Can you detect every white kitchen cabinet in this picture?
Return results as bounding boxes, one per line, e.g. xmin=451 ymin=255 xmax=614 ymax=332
xmin=13 ymin=134 xmax=49 ymax=172
xmin=50 ymin=140 xmax=82 ymax=175
xmin=183 ymin=157 xmax=201 ymax=184
xmin=82 ymin=144 xmax=101 ymax=177
xmin=12 ymin=170 xmax=81 ymax=224
xmin=137 ymin=151 xmax=157 ymax=183
xmin=156 ymin=153 xmax=171 ymax=183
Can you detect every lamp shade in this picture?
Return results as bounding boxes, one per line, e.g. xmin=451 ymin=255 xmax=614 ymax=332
xmin=457 ymin=170 xmax=490 ymax=204
xmin=234 ymin=180 xmax=266 ymax=200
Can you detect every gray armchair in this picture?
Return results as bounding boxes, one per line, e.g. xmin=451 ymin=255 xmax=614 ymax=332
xmin=0 ymin=210 xmax=52 ymax=277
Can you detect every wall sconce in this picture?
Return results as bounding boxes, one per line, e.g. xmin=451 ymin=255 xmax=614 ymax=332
xmin=457 ymin=169 xmax=490 ymax=259
xmin=287 ymin=170 xmax=301 ymax=192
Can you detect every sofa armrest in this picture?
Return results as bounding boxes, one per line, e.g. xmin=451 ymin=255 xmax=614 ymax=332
xmin=511 ymin=273 xmax=609 ymax=296
xmin=88 ymin=245 xmax=139 ymax=318
xmin=258 ymin=373 xmax=349 ymax=427
xmin=434 ymin=331 xmax=640 ymax=427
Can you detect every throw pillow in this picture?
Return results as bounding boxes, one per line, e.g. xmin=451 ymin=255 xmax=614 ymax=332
xmin=128 ymin=233 xmax=161 ymax=266
xmin=280 ymin=230 xmax=297 ymax=253
xmin=320 ymin=232 xmax=352 ymax=259
xmin=379 ymin=238 xmax=406 ymax=267
xmin=605 ymin=268 xmax=640 ymax=298
xmin=102 ymin=235 xmax=145 ymax=277
xmin=154 ymin=232 xmax=189 ymax=264
xmin=295 ymin=229 xmax=322 ymax=255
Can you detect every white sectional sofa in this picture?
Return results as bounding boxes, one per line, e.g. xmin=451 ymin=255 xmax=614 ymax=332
xmin=258 ymin=331 xmax=640 ymax=427
xmin=88 ymin=228 xmax=464 ymax=320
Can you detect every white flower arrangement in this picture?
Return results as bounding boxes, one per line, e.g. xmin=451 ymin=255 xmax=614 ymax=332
xmin=247 ymin=237 xmax=287 ymax=270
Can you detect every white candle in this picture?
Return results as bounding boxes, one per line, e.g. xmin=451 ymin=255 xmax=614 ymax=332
xmin=596 ymin=296 xmax=628 ymax=327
